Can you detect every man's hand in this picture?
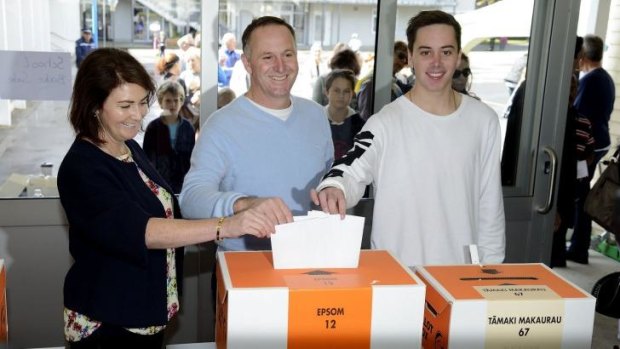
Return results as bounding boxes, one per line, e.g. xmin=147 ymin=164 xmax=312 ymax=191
xmin=233 ymin=197 xmax=293 ymax=226
xmin=310 ymin=187 xmax=346 ymax=219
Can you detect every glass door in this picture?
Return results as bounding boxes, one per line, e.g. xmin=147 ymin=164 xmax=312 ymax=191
xmin=341 ymin=0 xmax=580 ymax=264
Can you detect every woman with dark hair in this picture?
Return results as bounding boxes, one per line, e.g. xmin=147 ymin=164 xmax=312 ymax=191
xmin=452 ymin=52 xmax=476 ymax=98
xmin=58 ymin=48 xmax=276 ymax=347
xmin=155 ymin=52 xmax=187 ymax=94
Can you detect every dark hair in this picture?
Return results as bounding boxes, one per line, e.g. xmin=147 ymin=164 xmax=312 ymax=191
xmin=241 ymin=16 xmax=296 ymax=55
xmin=583 ymin=34 xmax=604 ymax=62
xmin=454 ymin=53 xmax=472 ymax=78
xmin=460 ymin=52 xmax=470 ymax=65
xmin=406 ymin=10 xmax=461 ymax=53
xmin=155 ymin=52 xmax=180 ymax=75
xmin=574 ymin=36 xmax=584 ymax=59
xmin=69 ymin=48 xmax=155 ymax=145
xmin=394 ymin=41 xmax=408 ymax=60
xmin=325 ymin=69 xmax=356 ymax=91
xmin=328 ymin=48 xmax=361 ymax=76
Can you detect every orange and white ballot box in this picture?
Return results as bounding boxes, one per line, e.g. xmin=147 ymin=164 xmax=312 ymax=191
xmin=415 ymin=263 xmax=595 ymax=349
xmin=215 ymin=250 xmax=426 ymax=349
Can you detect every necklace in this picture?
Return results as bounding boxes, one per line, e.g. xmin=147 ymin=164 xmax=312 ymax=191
xmin=116 ymin=146 xmax=133 ymax=162
xmin=98 ymin=141 xmax=130 ymax=159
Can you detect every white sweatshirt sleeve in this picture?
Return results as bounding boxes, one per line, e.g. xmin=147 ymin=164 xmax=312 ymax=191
xmin=477 ymin=115 xmax=506 ymax=264
xmin=316 ymin=116 xmax=383 ymax=208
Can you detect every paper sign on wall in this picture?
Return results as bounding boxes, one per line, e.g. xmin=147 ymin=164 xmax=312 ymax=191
xmin=0 ymin=51 xmax=72 ymax=100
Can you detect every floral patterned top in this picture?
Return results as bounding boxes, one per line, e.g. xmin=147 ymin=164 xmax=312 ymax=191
xmin=64 ymin=150 xmax=179 ymax=341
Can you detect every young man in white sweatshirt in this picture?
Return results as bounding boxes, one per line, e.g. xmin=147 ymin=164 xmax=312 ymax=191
xmin=311 ymin=10 xmax=505 ymax=266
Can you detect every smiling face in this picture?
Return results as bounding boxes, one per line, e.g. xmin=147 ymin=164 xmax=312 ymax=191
xmin=97 ymin=83 xmax=149 ymax=146
xmin=409 ymin=24 xmax=461 ymax=95
xmin=242 ymin=24 xmax=298 ymax=109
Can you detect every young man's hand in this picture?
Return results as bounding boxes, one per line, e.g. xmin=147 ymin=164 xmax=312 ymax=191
xmin=310 ymin=187 xmax=347 ymax=219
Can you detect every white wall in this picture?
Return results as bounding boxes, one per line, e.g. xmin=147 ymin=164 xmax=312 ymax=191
xmin=49 ymin=0 xmax=81 ymax=53
xmin=0 ymin=0 xmax=79 ymax=52
xmin=0 ymin=0 xmax=65 ymax=126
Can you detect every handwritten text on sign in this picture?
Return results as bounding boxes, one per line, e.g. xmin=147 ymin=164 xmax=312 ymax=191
xmin=0 ymin=51 xmax=71 ymax=100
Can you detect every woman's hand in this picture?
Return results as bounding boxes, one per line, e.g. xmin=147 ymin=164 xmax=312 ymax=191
xmin=222 ymin=206 xmax=278 ymax=239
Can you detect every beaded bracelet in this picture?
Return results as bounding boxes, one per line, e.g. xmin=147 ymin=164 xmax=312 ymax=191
xmin=216 ymin=217 xmax=225 ymax=242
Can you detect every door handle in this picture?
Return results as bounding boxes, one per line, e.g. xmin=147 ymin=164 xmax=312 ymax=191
xmin=536 ymin=146 xmax=557 ymax=214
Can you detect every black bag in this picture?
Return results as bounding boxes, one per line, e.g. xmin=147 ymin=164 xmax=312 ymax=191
xmin=592 ymin=272 xmax=620 ymax=318
xmin=584 ymin=150 xmax=620 ymax=235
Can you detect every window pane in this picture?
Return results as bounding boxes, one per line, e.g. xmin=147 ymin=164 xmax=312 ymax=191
xmin=0 ymin=0 xmax=202 ymax=198
xmin=219 ymin=0 xmax=378 ymax=104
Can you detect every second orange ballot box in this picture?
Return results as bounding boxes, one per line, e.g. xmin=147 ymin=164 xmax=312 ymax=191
xmin=415 ymin=263 xmax=595 ymax=349
xmin=215 ymin=250 xmax=426 ymax=349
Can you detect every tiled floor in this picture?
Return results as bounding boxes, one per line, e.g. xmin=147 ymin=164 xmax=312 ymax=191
xmin=554 ymin=247 xmax=620 ymax=348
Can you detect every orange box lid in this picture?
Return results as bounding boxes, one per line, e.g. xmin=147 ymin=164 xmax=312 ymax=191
xmin=419 ymin=263 xmax=589 ymax=300
xmin=221 ymin=250 xmax=420 ymax=290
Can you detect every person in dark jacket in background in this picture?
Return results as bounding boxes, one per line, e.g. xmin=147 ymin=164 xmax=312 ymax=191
xmin=58 ymin=48 xmax=276 ymax=348
xmin=550 ymin=75 xmax=595 ymax=267
xmin=75 ymin=28 xmax=96 ymax=68
xmin=143 ymin=80 xmax=195 ymax=194
xmin=568 ymin=34 xmax=616 ymax=264
xmin=550 ymin=36 xmax=596 ymax=268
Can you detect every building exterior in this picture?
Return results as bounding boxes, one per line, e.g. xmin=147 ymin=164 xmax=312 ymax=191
xmin=76 ymin=0 xmax=461 ymax=48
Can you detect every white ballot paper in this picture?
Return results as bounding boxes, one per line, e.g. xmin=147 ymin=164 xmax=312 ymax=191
xmin=271 ymin=210 xmax=365 ymax=269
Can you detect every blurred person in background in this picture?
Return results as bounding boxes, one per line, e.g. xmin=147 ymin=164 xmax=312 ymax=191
xmin=156 ymin=52 xmax=198 ymax=126
xmin=176 ymin=35 xmax=195 ymax=71
xmin=75 ymin=28 xmax=96 ymax=68
xmin=324 ymin=69 xmax=365 ymax=160
xmin=143 ymin=81 xmax=195 ymax=194
xmin=452 ymin=53 xmax=478 ymax=99
xmin=357 ymin=41 xmax=411 ymax=120
xmin=155 ymin=52 xmax=187 ymax=95
xmin=568 ymin=34 xmax=616 ymax=264
xmin=307 ymin=41 xmax=328 ymax=90
xmin=217 ymin=87 xmax=236 ymax=109
xmin=179 ymin=47 xmax=201 ymax=124
xmin=312 ymin=48 xmax=361 ymax=107
xmin=219 ymin=33 xmax=241 ymax=86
